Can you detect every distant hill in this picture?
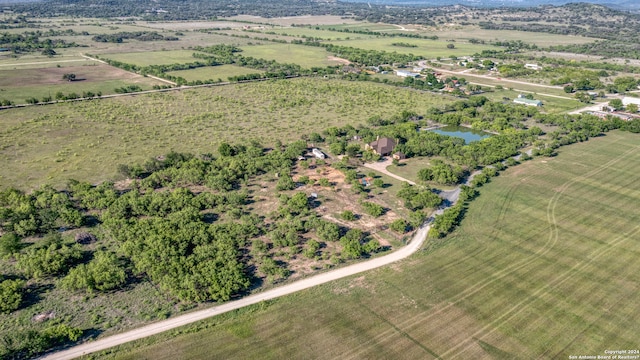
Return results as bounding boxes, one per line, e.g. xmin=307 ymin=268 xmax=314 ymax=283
xmin=341 ymin=0 xmax=639 ymax=11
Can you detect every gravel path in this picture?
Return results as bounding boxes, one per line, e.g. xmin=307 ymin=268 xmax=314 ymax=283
xmin=363 ymin=158 xmax=415 ymax=185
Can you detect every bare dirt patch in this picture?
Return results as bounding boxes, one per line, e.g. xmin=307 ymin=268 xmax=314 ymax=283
xmin=327 ymin=56 xmax=351 ymax=65
xmin=0 ymin=64 xmax=141 ymax=87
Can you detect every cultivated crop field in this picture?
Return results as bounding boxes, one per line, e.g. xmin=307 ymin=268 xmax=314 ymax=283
xmin=0 ymin=78 xmax=456 ymax=189
xmin=97 ymin=131 xmax=640 ymax=359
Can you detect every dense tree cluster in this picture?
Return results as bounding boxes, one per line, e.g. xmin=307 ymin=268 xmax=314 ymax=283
xmin=0 ymin=186 xmax=83 ymax=237
xmin=397 ymin=183 xmax=442 ymax=211
xmin=92 ymin=31 xmax=178 ymax=43
xmin=0 ymin=323 xmax=82 ymax=359
xmin=417 ymin=160 xmax=465 ymax=186
xmin=0 ymin=31 xmax=81 ymax=53
xmin=317 ymin=43 xmax=420 ymax=66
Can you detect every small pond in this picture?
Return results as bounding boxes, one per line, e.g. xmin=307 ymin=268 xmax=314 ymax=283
xmin=428 ymin=125 xmax=492 ymax=144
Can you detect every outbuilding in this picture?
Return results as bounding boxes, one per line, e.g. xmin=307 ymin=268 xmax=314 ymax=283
xmin=396 ymin=70 xmax=420 ymax=78
xmin=513 ymin=98 xmax=542 ymax=107
xmin=312 ymin=148 xmax=325 ymax=159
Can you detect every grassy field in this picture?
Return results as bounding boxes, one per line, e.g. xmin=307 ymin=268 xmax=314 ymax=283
xmin=386 ymin=156 xmax=459 ymax=190
xmin=317 ymin=23 xmax=403 ymax=32
xmin=227 ymin=15 xmax=360 ymax=26
xmin=166 ymin=65 xmax=264 ymax=82
xmin=481 ymin=88 xmax=583 ymax=114
xmin=0 ymin=78 xmax=456 ymax=190
xmin=427 ymin=27 xmax=601 ymax=46
xmin=140 ymin=20 xmax=249 ymax=30
xmin=0 ymin=51 xmax=96 ymax=69
xmin=330 ymin=38 xmax=500 ymax=58
xmin=98 ymin=50 xmax=204 ymax=66
xmin=0 ymin=63 xmax=163 ymax=104
xmin=91 ymin=130 xmax=640 ymax=359
xmin=258 ymin=27 xmax=375 ymax=41
xmin=239 ymin=43 xmax=343 ymax=68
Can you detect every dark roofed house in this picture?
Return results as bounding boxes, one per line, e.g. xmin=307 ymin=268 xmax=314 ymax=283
xmin=366 ymin=137 xmax=396 ymax=156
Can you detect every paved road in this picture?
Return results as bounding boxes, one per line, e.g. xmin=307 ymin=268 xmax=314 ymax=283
xmin=39 ymin=223 xmax=432 ymax=360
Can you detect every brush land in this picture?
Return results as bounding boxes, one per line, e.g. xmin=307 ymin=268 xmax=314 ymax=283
xmin=97 ymin=130 xmax=640 ymax=360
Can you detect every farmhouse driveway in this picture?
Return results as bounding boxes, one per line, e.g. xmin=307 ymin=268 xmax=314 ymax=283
xmin=363 ymin=157 xmax=416 ymax=185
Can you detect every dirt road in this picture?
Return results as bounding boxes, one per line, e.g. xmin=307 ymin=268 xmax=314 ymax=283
xmin=39 ymin=223 xmax=431 ymax=360
xmin=363 ymin=158 xmax=416 ymax=185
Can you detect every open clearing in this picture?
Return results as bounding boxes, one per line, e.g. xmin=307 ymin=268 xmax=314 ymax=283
xmin=98 ymin=50 xmax=204 ymax=67
xmin=0 ymin=78 xmax=456 ymax=189
xmin=227 ymin=15 xmax=360 ymax=26
xmin=427 ymin=27 xmax=601 ymax=46
xmin=166 ymin=65 xmax=264 ymax=82
xmin=256 ymin=27 xmax=375 ymax=41
xmin=330 ymin=38 xmax=500 ymax=58
xmin=140 ymin=21 xmax=249 ymax=30
xmin=0 ymin=63 xmax=163 ymax=103
xmin=95 ymin=131 xmax=640 ymax=359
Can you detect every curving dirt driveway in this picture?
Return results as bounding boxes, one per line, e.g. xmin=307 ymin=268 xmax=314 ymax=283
xmin=363 ymin=157 xmax=415 ymax=185
xmin=39 ymin=224 xmax=432 ymax=360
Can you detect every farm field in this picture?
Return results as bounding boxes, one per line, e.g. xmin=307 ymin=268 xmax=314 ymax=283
xmin=239 ymin=43 xmax=344 ymax=68
xmin=0 ymin=51 xmax=95 ymax=69
xmin=166 ymin=65 xmax=264 ymax=82
xmin=0 ymin=63 xmax=163 ymax=104
xmin=317 ymin=23 xmax=404 ymax=32
xmin=140 ymin=20 xmax=249 ymax=30
xmin=330 ymin=38 xmax=500 ymax=58
xmin=97 ymin=130 xmax=640 ymax=360
xmin=98 ymin=50 xmax=204 ymax=67
xmin=258 ymin=27 xmax=375 ymax=41
xmin=0 ymin=78 xmax=456 ymax=190
xmin=228 ymin=15 xmax=360 ymax=26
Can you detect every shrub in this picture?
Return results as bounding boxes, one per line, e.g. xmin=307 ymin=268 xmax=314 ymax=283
xmin=340 ymin=210 xmax=356 ymax=221
xmin=361 ymin=201 xmax=384 ymax=217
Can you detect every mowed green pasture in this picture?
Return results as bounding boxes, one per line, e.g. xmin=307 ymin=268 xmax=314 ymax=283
xmin=239 ymin=43 xmax=342 ymax=68
xmin=0 ymin=78 xmax=455 ymax=189
xmin=0 ymin=64 xmax=163 ymax=103
xmin=92 ymin=130 xmax=640 ymax=360
xmin=331 ymin=37 xmax=500 ymax=58
xmin=166 ymin=65 xmax=264 ymax=82
xmin=99 ymin=50 xmax=204 ymax=66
